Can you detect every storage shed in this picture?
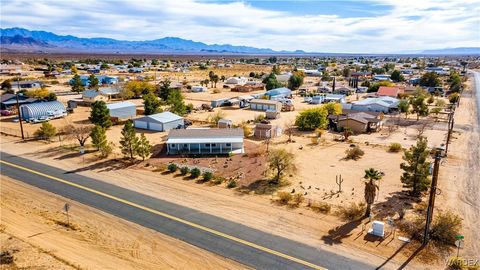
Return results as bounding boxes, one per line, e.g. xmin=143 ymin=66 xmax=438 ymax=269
xmin=249 ymin=99 xmax=282 ymax=112
xmin=20 ymin=101 xmax=67 ymax=121
xmin=106 ymin=101 xmax=136 ymax=119
xmin=133 ymin=112 xmax=184 ymax=131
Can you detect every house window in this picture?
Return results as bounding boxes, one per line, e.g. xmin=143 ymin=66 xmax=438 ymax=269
xmin=170 ymin=144 xmax=175 ymax=148
xmin=226 ymin=143 xmax=231 ymax=147
xmin=211 ymin=143 xmax=216 ymax=147
xmin=205 ymin=143 xmax=210 ymax=147
xmin=184 ymin=144 xmax=188 ymax=147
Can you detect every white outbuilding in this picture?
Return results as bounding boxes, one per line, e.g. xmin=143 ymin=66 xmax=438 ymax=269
xmin=133 ymin=112 xmax=184 ymax=132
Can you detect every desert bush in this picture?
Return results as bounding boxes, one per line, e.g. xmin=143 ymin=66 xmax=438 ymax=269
xmin=99 ymin=141 xmax=114 ymax=158
xmin=310 ymin=136 xmax=319 ymax=145
xmin=430 ymin=210 xmax=462 ymax=245
xmin=167 ymin=163 xmax=177 ymax=173
xmin=289 ymin=193 xmax=305 ymax=207
xmin=211 ymin=176 xmax=225 ymax=185
xmin=336 ymin=202 xmax=366 ymax=221
xmin=344 ymin=146 xmax=365 ymax=160
xmin=276 ymin=191 xmax=292 ymax=205
xmin=310 ymin=201 xmax=331 ymax=214
xmin=34 ymin=122 xmax=56 ymax=140
xmin=254 ymin=114 xmax=266 ymax=123
xmin=202 ymin=171 xmax=213 ymax=181
xmin=227 ymin=179 xmax=237 ymax=188
xmin=180 ymin=166 xmax=189 ymax=175
xmin=0 ymin=251 xmax=14 ymax=265
xmin=213 ymin=88 xmax=221 ymax=94
xmin=388 ymin=143 xmax=402 ymax=152
xmin=190 ymin=167 xmax=201 ymax=178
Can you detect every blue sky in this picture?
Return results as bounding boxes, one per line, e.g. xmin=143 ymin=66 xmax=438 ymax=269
xmin=1 ymin=0 xmax=479 ymax=53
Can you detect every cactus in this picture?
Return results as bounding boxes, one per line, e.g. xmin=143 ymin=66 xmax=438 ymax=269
xmin=336 ymin=174 xmax=344 ymax=193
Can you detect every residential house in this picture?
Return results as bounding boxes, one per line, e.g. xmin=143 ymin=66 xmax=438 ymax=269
xmin=334 ymin=86 xmax=355 ymax=96
xmin=166 ymin=128 xmax=244 ymax=155
xmin=376 ymin=86 xmax=403 ymax=98
xmin=328 ymin=109 xmax=384 ymax=134
xmin=226 ymin=76 xmax=248 ymax=85
xmin=82 ymin=90 xmax=108 ymax=103
xmin=232 ymin=82 xmax=264 ymax=92
xmin=11 ymin=80 xmax=43 ymax=91
xmin=191 ymin=85 xmax=208 ymax=92
xmin=351 ymin=96 xmax=400 ymax=113
xmin=0 ymin=94 xmax=37 ymax=110
xmin=133 ymin=112 xmax=183 ymax=132
xmin=373 ymin=75 xmax=391 ymax=81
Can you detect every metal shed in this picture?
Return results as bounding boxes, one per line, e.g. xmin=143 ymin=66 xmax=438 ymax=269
xmin=106 ymin=101 xmax=136 ymax=119
xmin=133 ymin=112 xmax=184 ymax=131
xmin=20 ymin=101 xmax=67 ymax=121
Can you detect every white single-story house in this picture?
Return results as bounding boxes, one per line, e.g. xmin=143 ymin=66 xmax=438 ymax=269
xmin=166 ymin=128 xmax=244 ymax=155
xmin=134 ymin=112 xmax=184 ymax=132
xmin=191 ymin=85 xmax=208 ymax=92
xmin=351 ymin=96 xmax=399 ymax=113
xmin=106 ymin=101 xmax=136 ymax=119
xmin=226 ymin=76 xmax=248 ymax=85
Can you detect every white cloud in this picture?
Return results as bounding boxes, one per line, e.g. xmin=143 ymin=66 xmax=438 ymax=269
xmin=0 ymin=0 xmax=479 ymax=53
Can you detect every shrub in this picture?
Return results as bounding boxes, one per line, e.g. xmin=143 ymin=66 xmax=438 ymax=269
xmin=311 ymin=136 xmax=319 ymax=145
xmin=289 ymin=193 xmax=305 ymax=207
xmin=310 ymin=201 xmax=331 ymax=214
xmin=254 ymin=114 xmax=266 ymax=123
xmin=0 ymin=250 xmax=14 ymax=265
xmin=202 ymin=171 xmax=213 ymax=181
xmin=388 ymin=143 xmax=402 ymax=153
xmin=276 ymin=191 xmax=292 ymax=205
xmin=190 ymin=168 xmax=201 ymax=178
xmin=213 ymin=88 xmax=221 ymax=94
xmin=344 ymin=146 xmax=364 ymax=160
xmin=336 ymin=202 xmax=366 ymax=221
xmin=227 ymin=179 xmax=237 ymax=188
xmin=99 ymin=141 xmax=114 ymax=158
xmin=180 ymin=166 xmax=189 ymax=175
xmin=168 ymin=163 xmax=177 ymax=173
xmin=430 ymin=210 xmax=462 ymax=245
xmin=34 ymin=122 xmax=56 ymax=140
xmin=212 ymin=176 xmax=224 ymax=185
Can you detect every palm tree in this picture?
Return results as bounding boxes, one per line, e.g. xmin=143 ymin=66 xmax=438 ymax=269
xmin=363 ymin=168 xmax=382 ymax=217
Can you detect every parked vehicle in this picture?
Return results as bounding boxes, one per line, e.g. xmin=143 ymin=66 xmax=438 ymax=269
xmin=31 ymin=116 xmax=50 ymax=123
xmin=1 ymin=110 xmax=13 ymax=116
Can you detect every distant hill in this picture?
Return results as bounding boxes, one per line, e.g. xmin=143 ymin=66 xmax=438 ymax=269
xmin=0 ymin=27 xmax=279 ymax=54
xmin=420 ymin=47 xmax=480 ymax=55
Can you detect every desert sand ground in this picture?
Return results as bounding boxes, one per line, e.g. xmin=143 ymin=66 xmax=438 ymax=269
xmin=0 ymin=176 xmax=248 ymax=270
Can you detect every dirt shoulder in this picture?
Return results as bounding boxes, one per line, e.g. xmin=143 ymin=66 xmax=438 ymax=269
xmin=0 ymin=176 xmax=248 ymax=270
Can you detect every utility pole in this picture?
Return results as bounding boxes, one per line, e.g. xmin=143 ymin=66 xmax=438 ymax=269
xmin=423 ymin=148 xmax=442 ymax=246
xmin=15 ymin=93 xmax=25 ymax=140
xmin=444 ymin=111 xmax=454 ymax=156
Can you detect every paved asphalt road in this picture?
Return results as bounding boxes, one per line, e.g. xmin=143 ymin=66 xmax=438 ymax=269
xmin=0 ymin=152 xmax=375 ymax=270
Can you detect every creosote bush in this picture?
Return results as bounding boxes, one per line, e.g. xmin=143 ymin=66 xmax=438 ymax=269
xmin=336 ymin=202 xmax=366 ymax=221
xmin=227 ymin=179 xmax=237 ymax=188
xmin=309 ymin=201 xmax=331 ymax=214
xmin=190 ymin=167 xmax=201 ymax=178
xmin=180 ymin=166 xmax=189 ymax=176
xmin=344 ymin=146 xmax=365 ymax=160
xmin=167 ymin=163 xmax=177 ymax=173
xmin=388 ymin=143 xmax=403 ymax=153
xmin=289 ymin=193 xmax=305 ymax=207
xmin=276 ymin=191 xmax=292 ymax=205
xmin=202 ymin=171 xmax=213 ymax=181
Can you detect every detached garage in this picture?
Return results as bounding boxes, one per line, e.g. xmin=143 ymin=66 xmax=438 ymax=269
xmin=134 ymin=112 xmax=184 ymax=132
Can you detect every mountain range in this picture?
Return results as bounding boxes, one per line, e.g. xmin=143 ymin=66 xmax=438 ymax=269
xmin=1 ymin=27 xmax=478 ymax=55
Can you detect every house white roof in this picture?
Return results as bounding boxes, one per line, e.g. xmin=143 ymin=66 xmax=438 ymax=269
xmin=106 ymin=101 xmax=136 ymax=110
xmin=136 ymin=112 xmax=183 ymax=123
xmin=353 ymin=97 xmax=399 ymax=108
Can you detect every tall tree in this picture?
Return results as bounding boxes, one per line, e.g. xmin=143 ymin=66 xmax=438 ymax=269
xmin=137 ymin=133 xmax=152 ymax=161
xmin=143 ymin=92 xmax=161 ymax=115
xmin=89 ymin=101 xmax=112 ymax=128
xmin=419 ymin=72 xmax=441 ymax=87
xmin=410 ymin=95 xmax=429 ymax=120
xmin=167 ymin=89 xmax=186 ymax=116
xmin=400 ymin=136 xmax=431 ymax=196
xmin=390 ymin=70 xmax=404 ymax=82
xmin=119 ymin=120 xmax=139 ymax=159
xmin=268 ymin=148 xmax=296 ymax=185
xmin=272 ymin=65 xmax=281 ymax=75
xmin=363 ymin=168 xmax=382 ymax=217
xmin=65 ymin=124 xmax=92 ymax=147
xmin=295 ymin=107 xmax=328 ymax=131
xmin=88 ymin=74 xmax=99 ymax=90
xmin=288 ymin=71 xmax=304 ymax=90
xmin=71 ymin=74 xmax=85 ymax=93
xmin=398 ymin=99 xmax=410 ymax=119
xmin=90 ymin=125 xmax=107 ymax=150
xmin=262 ymin=73 xmax=282 ymax=90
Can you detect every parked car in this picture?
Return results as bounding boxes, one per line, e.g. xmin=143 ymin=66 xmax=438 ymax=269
xmin=1 ymin=110 xmax=13 ymax=116
xmin=31 ymin=116 xmax=50 ymax=123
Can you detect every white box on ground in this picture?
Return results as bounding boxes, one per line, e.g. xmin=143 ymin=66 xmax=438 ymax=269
xmin=368 ymin=221 xmax=385 ymax=237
